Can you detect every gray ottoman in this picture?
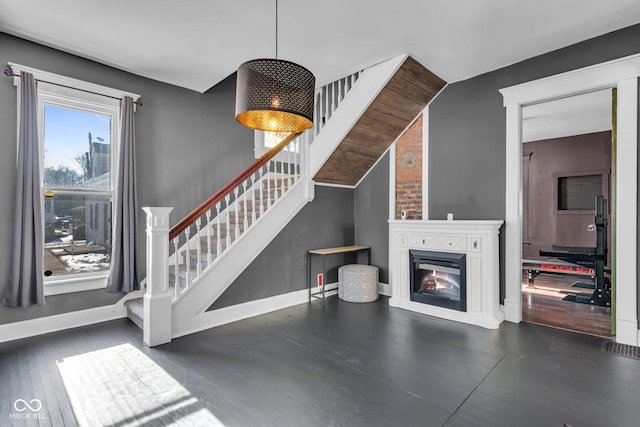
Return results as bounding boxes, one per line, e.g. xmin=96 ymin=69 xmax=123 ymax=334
xmin=338 ymin=264 xmax=379 ymax=303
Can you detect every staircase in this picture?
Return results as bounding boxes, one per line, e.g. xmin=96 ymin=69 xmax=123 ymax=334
xmin=123 ymin=176 xmax=292 ymax=330
xmin=128 ymin=54 xmax=447 ymax=346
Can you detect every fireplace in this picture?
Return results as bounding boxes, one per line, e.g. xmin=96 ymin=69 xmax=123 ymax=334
xmin=409 ymin=250 xmax=466 ymax=312
xmin=389 ymin=220 xmax=503 ymax=329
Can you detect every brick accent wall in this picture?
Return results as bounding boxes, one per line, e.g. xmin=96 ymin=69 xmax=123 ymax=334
xmin=395 ymin=115 xmax=422 ymax=219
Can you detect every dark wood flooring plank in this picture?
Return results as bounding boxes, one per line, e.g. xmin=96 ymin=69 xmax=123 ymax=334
xmin=445 ymin=339 xmax=640 ymax=427
xmin=521 ymin=272 xmax=612 ymax=337
xmin=26 ymin=343 xmax=52 ymax=427
xmin=167 ymin=314 xmax=453 ymax=426
xmin=248 ymin=299 xmax=507 ymax=412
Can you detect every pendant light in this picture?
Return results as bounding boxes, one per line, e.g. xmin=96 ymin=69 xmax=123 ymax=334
xmin=235 ymin=0 xmax=315 ymax=133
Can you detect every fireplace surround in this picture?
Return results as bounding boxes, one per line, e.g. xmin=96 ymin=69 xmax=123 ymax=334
xmin=389 ymin=220 xmax=504 ymax=329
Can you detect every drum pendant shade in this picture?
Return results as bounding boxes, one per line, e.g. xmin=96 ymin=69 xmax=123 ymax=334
xmin=235 ymin=58 xmax=315 ymax=133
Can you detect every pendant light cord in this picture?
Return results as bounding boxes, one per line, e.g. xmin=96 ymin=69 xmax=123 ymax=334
xmin=275 ymin=0 xmax=278 ymax=59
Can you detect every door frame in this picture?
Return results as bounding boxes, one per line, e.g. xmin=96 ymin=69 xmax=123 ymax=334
xmin=500 ymin=53 xmax=640 ymax=346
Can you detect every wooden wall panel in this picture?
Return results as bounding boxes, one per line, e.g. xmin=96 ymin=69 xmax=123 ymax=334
xmin=314 ymin=56 xmax=446 ymax=186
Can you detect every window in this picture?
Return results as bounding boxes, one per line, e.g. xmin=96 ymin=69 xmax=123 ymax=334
xmin=557 ymin=174 xmax=605 ymax=211
xmin=10 ymin=63 xmax=139 ymax=295
xmin=253 ymin=130 xmax=298 ymax=158
xmin=39 ymin=85 xmax=119 ymax=290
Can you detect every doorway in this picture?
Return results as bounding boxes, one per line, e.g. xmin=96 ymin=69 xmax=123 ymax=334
xmin=520 ymin=90 xmax=613 ymax=337
xmin=500 ymin=53 xmax=639 ymax=347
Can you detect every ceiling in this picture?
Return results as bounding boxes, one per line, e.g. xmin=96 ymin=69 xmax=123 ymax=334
xmin=522 ymin=90 xmax=613 ymax=142
xmin=2 ymin=1 xmax=640 ymax=93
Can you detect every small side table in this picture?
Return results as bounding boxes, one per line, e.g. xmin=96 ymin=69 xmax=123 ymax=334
xmin=307 ymin=245 xmax=371 ymax=305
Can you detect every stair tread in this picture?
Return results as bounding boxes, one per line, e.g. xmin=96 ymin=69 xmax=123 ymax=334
xmin=124 ymin=298 xmax=144 ymax=330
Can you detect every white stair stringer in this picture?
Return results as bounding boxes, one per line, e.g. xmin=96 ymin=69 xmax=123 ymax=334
xmin=171 ymin=179 xmax=314 ymax=339
xmin=308 ymin=54 xmax=408 ymax=178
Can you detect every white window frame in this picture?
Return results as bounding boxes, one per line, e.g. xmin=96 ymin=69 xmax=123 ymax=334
xmin=253 ymin=130 xmax=300 ymax=159
xmin=39 ymin=87 xmax=119 ymax=294
xmin=10 ymin=63 xmax=139 ymax=296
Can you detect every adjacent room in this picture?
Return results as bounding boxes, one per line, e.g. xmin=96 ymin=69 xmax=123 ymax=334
xmin=520 ymin=90 xmax=614 ymax=337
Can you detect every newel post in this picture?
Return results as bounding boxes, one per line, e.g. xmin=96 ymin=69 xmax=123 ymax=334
xmin=142 ymin=207 xmax=174 ymax=347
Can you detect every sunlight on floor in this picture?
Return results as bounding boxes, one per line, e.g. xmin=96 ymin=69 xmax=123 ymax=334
xmin=56 ymin=343 xmax=225 ymax=426
xmin=521 ymin=284 xmax=571 ymax=297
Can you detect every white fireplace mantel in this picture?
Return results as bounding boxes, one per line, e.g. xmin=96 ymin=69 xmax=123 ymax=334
xmin=389 ymin=220 xmax=504 ymax=329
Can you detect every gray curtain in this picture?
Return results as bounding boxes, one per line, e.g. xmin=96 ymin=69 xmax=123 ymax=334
xmin=106 ymin=96 xmax=140 ymax=293
xmin=3 ymin=72 xmax=45 ymax=307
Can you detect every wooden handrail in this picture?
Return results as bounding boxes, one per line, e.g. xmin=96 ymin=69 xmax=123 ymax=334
xmin=169 ymin=131 xmax=303 ymax=241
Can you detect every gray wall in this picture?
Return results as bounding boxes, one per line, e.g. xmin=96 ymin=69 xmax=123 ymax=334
xmin=430 ymin=23 xmax=640 ymax=220
xmin=355 ymin=152 xmax=390 ymax=283
xmin=0 ymin=33 xmax=253 ymax=324
xmin=212 ymin=141 xmax=392 ymax=311
xmin=210 ymin=186 xmax=355 ymax=310
xmin=429 ymin=23 xmax=640 ymax=307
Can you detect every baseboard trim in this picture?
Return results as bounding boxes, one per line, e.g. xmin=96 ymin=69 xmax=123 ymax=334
xmin=172 ymin=283 xmax=338 ymax=339
xmin=0 ymin=305 xmax=124 ymax=344
xmin=502 ymin=299 xmax=522 ymax=323
xmin=616 ymin=318 xmax=640 ymax=346
xmin=0 ymin=290 xmax=144 ymax=344
xmin=378 ymin=282 xmax=391 ymax=296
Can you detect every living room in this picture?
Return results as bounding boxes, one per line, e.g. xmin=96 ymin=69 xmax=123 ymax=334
xmin=1 ymin=2 xmax=640 ymax=425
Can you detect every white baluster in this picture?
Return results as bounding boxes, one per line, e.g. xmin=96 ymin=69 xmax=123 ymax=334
xmin=273 ymin=160 xmax=280 ymax=202
xmin=266 ymin=166 xmax=272 ymax=208
xmin=225 ymin=194 xmax=231 ymax=248
xmin=233 ymin=187 xmax=240 ymax=240
xmin=276 ymin=155 xmax=287 ymax=197
xmin=173 ymin=237 xmax=179 ymax=299
xmin=305 ymin=127 xmax=312 ymax=148
xmin=251 ymin=172 xmax=258 ymax=224
xmin=243 ymin=181 xmax=249 ymax=229
xmin=326 ymin=82 xmax=332 ymax=119
xmin=205 ymin=209 xmax=212 ymax=267
xmin=315 ymin=92 xmax=321 ymax=137
xmin=331 ymin=82 xmax=337 ymax=116
xmin=291 ymin=140 xmax=297 ymax=185
xmin=304 ymin=128 xmax=311 ymax=147
xmin=322 ymin=86 xmax=327 ymax=129
xmin=184 ymin=227 xmax=191 ymax=289
xmin=301 ymin=132 xmax=308 ymax=182
xmin=286 ymin=148 xmax=292 ymax=188
xmin=299 ymin=135 xmax=305 ymax=179
xmin=195 ymin=218 xmax=202 ymax=276
xmin=259 ymin=167 xmax=265 ymax=216
xmin=216 ymin=203 xmax=222 ymax=257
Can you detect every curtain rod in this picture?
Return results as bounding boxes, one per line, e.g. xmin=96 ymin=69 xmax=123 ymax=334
xmin=4 ymin=68 xmax=143 ymax=107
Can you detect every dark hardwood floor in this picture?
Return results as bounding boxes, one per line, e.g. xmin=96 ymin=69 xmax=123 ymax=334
xmin=1 ymin=296 xmax=638 ymax=426
xmin=522 ymin=272 xmax=612 ymax=337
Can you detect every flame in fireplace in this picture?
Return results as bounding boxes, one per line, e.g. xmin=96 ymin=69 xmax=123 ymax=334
xmin=421 ymin=270 xmax=459 ymax=292
xmin=433 ymin=271 xmax=450 ymax=289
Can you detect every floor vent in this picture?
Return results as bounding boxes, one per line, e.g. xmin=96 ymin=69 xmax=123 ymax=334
xmin=601 ymin=340 xmax=640 ymax=360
